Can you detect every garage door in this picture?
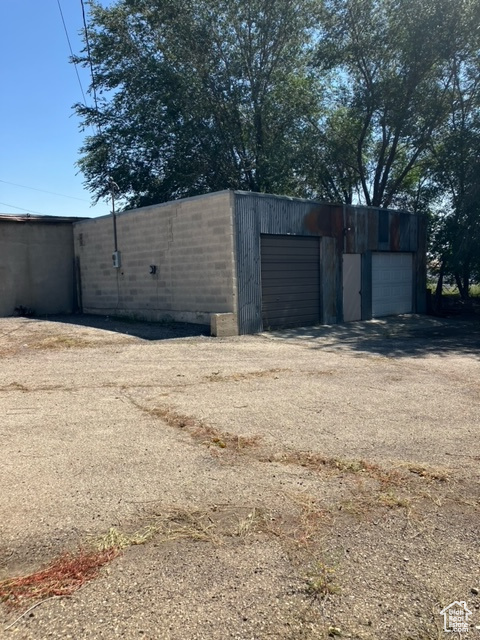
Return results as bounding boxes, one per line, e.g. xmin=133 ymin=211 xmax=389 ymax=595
xmin=261 ymin=235 xmax=320 ymax=329
xmin=372 ymin=252 xmax=413 ymax=317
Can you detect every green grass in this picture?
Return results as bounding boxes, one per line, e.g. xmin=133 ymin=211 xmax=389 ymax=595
xmin=427 ymin=282 xmax=480 ymax=297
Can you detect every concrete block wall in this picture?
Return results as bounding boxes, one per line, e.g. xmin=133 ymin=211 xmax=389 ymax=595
xmin=0 ymin=221 xmax=75 ymax=316
xmin=74 ymin=191 xmax=237 ymax=327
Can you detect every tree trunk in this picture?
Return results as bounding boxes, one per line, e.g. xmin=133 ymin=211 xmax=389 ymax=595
xmin=454 ymin=271 xmax=470 ymax=300
xmin=435 ymin=260 xmax=445 ymax=311
xmin=454 ymin=272 xmax=465 ymax=299
xmin=462 ymin=266 xmax=470 ymax=300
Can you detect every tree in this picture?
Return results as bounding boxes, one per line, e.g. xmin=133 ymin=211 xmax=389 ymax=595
xmin=313 ymin=0 xmax=474 ymax=208
xmin=429 ymin=29 xmax=480 ymax=299
xmin=75 ymin=0 xmax=322 ymax=208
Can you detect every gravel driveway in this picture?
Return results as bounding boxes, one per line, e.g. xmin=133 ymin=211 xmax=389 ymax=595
xmin=0 ymin=314 xmax=479 ymax=639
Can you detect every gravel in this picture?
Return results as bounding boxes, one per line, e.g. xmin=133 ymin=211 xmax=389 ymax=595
xmin=0 ymin=313 xmax=479 ymax=639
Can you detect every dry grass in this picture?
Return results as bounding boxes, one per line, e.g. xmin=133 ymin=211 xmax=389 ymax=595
xmin=0 ymin=524 xmax=165 ymax=611
xmin=270 ymin=451 xmax=403 ymax=488
xmin=31 ymin=336 xmax=96 ymax=350
xmin=0 ymin=548 xmax=119 ymax=609
xmin=0 ymin=327 xmax=128 ymax=358
xmin=235 ymin=508 xmax=264 ymax=538
xmin=403 ymin=463 xmax=451 ymax=482
xmin=93 ymin=526 xmax=159 ymax=551
xmin=145 ymin=405 xmax=262 ymax=451
xmin=262 ymin=492 xmax=331 ymax=549
xmin=154 ymin=508 xmax=218 ymax=543
xmin=205 ymin=368 xmax=289 ymax=382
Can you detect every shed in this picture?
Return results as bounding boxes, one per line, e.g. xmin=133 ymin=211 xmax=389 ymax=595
xmin=73 ymin=190 xmax=426 ymax=335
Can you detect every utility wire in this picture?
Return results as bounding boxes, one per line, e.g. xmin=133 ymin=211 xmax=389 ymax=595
xmin=56 ymin=0 xmax=88 ymax=106
xmin=0 ymin=202 xmax=50 ymax=216
xmin=80 ymin=0 xmax=116 ymax=209
xmin=0 ymin=179 xmax=89 ymax=202
xmin=80 ymin=0 xmax=102 ymax=124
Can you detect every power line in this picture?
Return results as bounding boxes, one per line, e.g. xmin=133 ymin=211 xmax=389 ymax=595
xmin=56 ymin=0 xmax=88 ymax=106
xmin=0 ymin=179 xmax=89 ymax=202
xmin=80 ymin=0 xmax=101 ymax=123
xmin=0 ymin=201 xmax=50 ymax=216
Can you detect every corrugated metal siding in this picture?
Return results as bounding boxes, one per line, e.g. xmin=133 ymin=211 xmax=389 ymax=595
xmin=321 ymin=237 xmax=338 ymax=324
xmin=234 ymin=193 xmax=319 ymax=334
xmin=233 ymin=192 xmax=423 ymax=333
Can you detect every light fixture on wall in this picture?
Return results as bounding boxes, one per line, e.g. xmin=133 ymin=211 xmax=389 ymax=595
xmin=109 ymin=177 xmax=120 ymax=267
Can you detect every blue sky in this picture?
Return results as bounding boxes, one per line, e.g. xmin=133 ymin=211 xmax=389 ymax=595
xmin=0 ymin=1 xmax=112 ymax=218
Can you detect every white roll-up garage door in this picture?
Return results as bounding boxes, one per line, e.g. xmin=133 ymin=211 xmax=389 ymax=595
xmin=372 ymin=253 xmax=413 ymax=317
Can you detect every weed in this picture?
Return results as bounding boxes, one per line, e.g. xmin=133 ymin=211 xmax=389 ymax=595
xmin=0 ymin=524 xmax=162 ymax=610
xmin=304 ymin=561 xmax=340 ymax=599
xmin=144 ymin=404 xmax=261 ymax=451
xmin=153 ymin=508 xmax=218 ymax=543
xmin=273 ymin=451 xmax=402 ymax=488
xmin=0 ymin=547 xmax=119 ymax=608
xmin=235 ymin=508 xmax=263 ymax=538
xmin=378 ymin=491 xmax=411 ymax=509
xmin=263 ymin=492 xmax=331 ymax=549
xmin=206 ymin=368 xmax=289 ymax=382
xmin=405 ymin=464 xmax=450 ymax=483
xmin=93 ymin=526 xmax=159 ymax=551
xmin=32 ymin=336 xmax=95 ymax=350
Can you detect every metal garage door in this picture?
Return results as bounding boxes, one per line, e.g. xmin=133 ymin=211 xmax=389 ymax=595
xmin=372 ymin=252 xmax=413 ymax=317
xmin=261 ymin=235 xmax=320 ymax=329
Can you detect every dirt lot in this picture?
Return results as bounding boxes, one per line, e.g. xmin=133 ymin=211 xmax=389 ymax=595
xmin=0 ymin=314 xmax=479 ymax=639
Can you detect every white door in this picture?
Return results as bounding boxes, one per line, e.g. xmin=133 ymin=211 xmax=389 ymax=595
xmin=372 ymin=253 xmax=413 ymax=317
xmin=343 ymin=254 xmax=361 ymax=322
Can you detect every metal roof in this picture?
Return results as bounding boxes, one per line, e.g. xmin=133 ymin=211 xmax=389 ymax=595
xmin=0 ymin=213 xmax=86 ymax=223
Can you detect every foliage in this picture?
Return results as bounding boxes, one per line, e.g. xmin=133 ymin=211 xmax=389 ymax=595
xmin=75 ymin=0 xmax=322 ymax=208
xmin=313 ymin=0 xmax=474 ymax=208
xmin=75 ymin=0 xmax=480 ymax=287
xmin=428 ymin=21 xmax=480 ymax=296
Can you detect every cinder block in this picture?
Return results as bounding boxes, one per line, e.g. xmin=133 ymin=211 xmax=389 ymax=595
xmin=210 ymin=313 xmax=238 ymax=337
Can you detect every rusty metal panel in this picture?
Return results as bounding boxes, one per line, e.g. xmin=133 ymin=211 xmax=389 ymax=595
xmin=355 ymin=207 xmax=368 ymax=253
xmin=390 ymin=212 xmax=401 ymax=251
xmin=399 ymin=212 xmax=412 ymax=251
xmin=233 ymin=192 xmax=425 ymax=332
xmin=331 ymin=206 xmax=344 ymax=249
xmin=303 ymin=204 xmax=334 ymax=236
xmin=367 ymin=209 xmax=378 ymax=250
xmin=410 ymin=213 xmax=418 ymax=252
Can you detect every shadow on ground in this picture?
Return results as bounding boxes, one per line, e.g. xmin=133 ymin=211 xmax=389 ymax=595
xmin=264 ymin=314 xmax=480 ymax=358
xmin=38 ymin=314 xmax=210 ymax=341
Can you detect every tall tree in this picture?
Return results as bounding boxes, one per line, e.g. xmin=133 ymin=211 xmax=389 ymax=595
xmin=429 ymin=18 xmax=480 ymax=299
xmin=313 ymin=0 xmax=475 ymax=208
xmin=75 ymin=0 xmax=321 ymax=208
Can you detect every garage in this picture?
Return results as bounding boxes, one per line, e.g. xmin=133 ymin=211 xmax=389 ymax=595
xmin=372 ymin=252 xmax=413 ymax=317
xmin=260 ymin=235 xmax=320 ymax=329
